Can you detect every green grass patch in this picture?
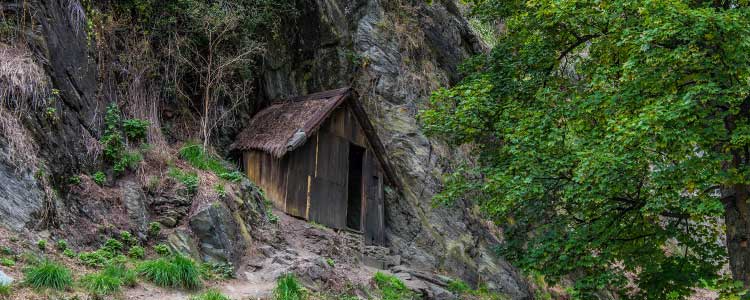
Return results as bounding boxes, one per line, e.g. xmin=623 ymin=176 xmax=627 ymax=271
xmin=169 ymin=167 xmax=200 ymax=194
xmin=190 ymin=289 xmax=231 ymax=300
xmin=373 ymin=272 xmax=416 ymax=300
xmin=274 ymin=274 xmax=304 ymax=300
xmin=23 ymin=259 xmax=73 ymax=291
xmin=0 ymin=283 xmax=11 ymax=299
xmin=179 ymin=142 xmax=244 ymax=182
xmin=0 ymin=258 xmax=14 ymax=267
xmin=80 ymin=263 xmax=137 ymax=296
xmin=138 ymin=254 xmax=201 ymax=290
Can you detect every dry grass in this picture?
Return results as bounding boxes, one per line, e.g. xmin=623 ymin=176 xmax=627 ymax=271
xmin=0 ymin=44 xmax=48 ymax=109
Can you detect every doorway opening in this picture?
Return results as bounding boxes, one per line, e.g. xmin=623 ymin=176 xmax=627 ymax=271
xmin=347 ymin=144 xmax=365 ymax=231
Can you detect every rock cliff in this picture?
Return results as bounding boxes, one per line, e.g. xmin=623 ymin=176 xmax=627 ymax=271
xmin=0 ymin=0 xmax=531 ymax=298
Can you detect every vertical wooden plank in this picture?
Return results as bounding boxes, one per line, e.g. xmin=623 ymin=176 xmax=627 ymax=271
xmin=364 ymin=150 xmax=385 ymax=245
xmin=309 ymin=130 xmax=349 ymax=229
xmin=285 ymin=136 xmax=316 ymax=218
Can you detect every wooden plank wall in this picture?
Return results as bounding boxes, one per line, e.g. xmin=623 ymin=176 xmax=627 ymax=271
xmin=244 ymin=151 xmax=288 ymax=210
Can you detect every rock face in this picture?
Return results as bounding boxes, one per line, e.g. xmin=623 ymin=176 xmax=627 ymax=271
xmin=0 ymin=141 xmax=45 ymax=231
xmin=189 ymin=201 xmax=248 ymax=265
xmin=260 ymin=0 xmax=531 ymax=298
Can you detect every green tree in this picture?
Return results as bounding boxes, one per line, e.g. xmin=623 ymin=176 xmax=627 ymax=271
xmin=421 ymin=0 xmax=750 ymax=298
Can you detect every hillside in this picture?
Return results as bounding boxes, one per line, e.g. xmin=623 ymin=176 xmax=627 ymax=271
xmin=0 ymin=0 xmax=531 ymax=299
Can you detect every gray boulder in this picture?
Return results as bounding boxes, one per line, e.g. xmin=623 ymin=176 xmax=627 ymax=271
xmin=189 ymin=201 xmax=247 ymax=265
xmin=0 ymin=270 xmax=12 ymax=285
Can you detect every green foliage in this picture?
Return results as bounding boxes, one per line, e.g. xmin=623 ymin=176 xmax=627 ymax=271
xmin=80 ymin=272 xmax=122 ymax=296
xmin=100 ymin=104 xmax=147 ymax=175
xmin=103 ymin=239 xmax=124 ymax=254
xmin=92 ymin=171 xmax=106 ymax=186
xmin=36 ymin=240 xmax=46 ymax=251
xmin=169 ymin=167 xmax=200 ymax=194
xmin=446 ymin=279 xmax=470 ymax=295
xmin=422 ymin=0 xmax=750 ymax=297
xmin=123 ymin=118 xmax=151 ymax=140
xmin=138 ymin=254 xmax=201 ymax=290
xmin=199 ymin=261 xmax=234 ymax=280
xmin=80 ymin=263 xmax=137 ymax=296
xmin=218 ymin=171 xmax=244 ymax=183
xmin=69 ymin=175 xmax=81 ymax=185
xmin=190 ymin=289 xmax=231 ymax=300
xmin=148 ymin=222 xmax=162 ymax=237
xmin=63 ymin=249 xmax=76 ymax=259
xmin=373 ymin=272 xmax=415 ymax=300
xmin=119 ymin=231 xmax=137 ymax=246
xmin=128 ymin=246 xmax=145 ymax=260
xmin=325 ymin=258 xmax=335 ymax=268
xmin=79 ymin=249 xmax=115 ymax=268
xmin=0 ymin=258 xmax=14 ymax=267
xmin=179 ymin=143 xmax=230 ymax=174
xmin=23 ymin=259 xmax=73 ymax=291
xmin=55 ymin=240 xmax=68 ymax=251
xmin=0 ymin=284 xmax=10 ymax=299
xmin=214 ymin=184 xmax=227 ymax=197
xmin=154 ymin=244 xmax=171 ymax=256
xmin=274 ymin=274 xmax=304 ymax=300
xmin=0 ymin=247 xmax=12 ymax=256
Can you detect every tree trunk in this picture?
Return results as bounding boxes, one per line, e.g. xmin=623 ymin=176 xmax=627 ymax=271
xmin=724 ymin=187 xmax=750 ymax=286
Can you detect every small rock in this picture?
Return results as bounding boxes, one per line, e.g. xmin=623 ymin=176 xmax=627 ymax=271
xmin=0 ymin=270 xmax=13 ymax=285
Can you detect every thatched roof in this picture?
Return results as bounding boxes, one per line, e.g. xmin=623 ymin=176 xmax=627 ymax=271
xmin=231 ymin=88 xmax=352 ymax=157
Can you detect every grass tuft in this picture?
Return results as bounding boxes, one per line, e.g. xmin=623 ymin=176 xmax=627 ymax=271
xmin=138 ymin=254 xmax=201 ymax=290
xmin=80 ymin=272 xmax=122 ymax=296
xmin=190 ymin=289 xmax=231 ymax=300
xmin=373 ymin=272 xmax=416 ymax=300
xmin=23 ymin=259 xmax=73 ymax=291
xmin=0 ymin=284 xmax=11 ymax=299
xmin=274 ymin=273 xmax=304 ymax=300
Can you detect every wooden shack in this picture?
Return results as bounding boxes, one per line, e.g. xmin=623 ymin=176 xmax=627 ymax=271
xmin=231 ymin=88 xmax=397 ymax=245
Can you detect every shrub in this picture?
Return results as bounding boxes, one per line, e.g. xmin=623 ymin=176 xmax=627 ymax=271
xmin=23 ymin=259 xmax=73 ymax=290
xmin=154 ymin=244 xmax=171 ymax=256
xmin=169 ymin=167 xmax=199 ymax=194
xmin=119 ymin=231 xmax=137 ymax=246
xmin=0 ymin=258 xmax=14 ymax=267
xmin=199 ymin=262 xmax=234 ymax=280
xmin=274 ymin=274 xmax=304 ymax=300
xmin=190 ymin=289 xmax=231 ymax=300
xmin=123 ymin=119 xmax=150 ymax=141
xmin=93 ymin=171 xmax=106 ymax=185
xmin=69 ymin=175 xmax=81 ymax=185
xmin=103 ymin=239 xmax=124 ymax=253
xmin=0 ymin=247 xmax=12 ymax=256
xmin=79 ymin=249 xmax=113 ymax=268
xmin=63 ymin=249 xmax=76 ymax=258
xmin=36 ymin=240 xmax=47 ymax=251
xmin=113 ymin=150 xmax=143 ymax=173
xmin=55 ymin=240 xmax=68 ymax=251
xmin=138 ymin=254 xmax=201 ymax=290
xmin=148 ymin=222 xmax=162 ymax=237
xmin=128 ymin=246 xmax=145 ymax=260
xmin=373 ymin=272 xmax=415 ymax=300
xmin=325 ymin=258 xmax=334 ymax=268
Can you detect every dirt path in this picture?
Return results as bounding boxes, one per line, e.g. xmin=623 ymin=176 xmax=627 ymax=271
xmin=125 ymin=209 xmax=378 ymax=299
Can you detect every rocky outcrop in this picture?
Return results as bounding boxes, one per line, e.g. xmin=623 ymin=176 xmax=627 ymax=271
xmin=258 ymin=0 xmax=531 ymax=298
xmin=0 ymin=140 xmax=45 ymax=231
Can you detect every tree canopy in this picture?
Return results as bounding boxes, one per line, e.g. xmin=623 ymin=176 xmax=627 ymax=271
xmin=421 ymin=0 xmax=750 ymax=298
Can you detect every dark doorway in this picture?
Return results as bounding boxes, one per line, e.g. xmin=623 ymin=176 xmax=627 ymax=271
xmin=347 ymin=144 xmax=365 ymax=231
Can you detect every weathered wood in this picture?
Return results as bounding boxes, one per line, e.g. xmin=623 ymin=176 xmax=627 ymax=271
xmin=363 ymin=150 xmax=385 ymax=245
xmin=310 ymin=131 xmax=349 ymax=229
xmin=244 ymin=150 xmax=288 ymax=209
xmin=285 ymin=136 xmax=317 ymax=218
